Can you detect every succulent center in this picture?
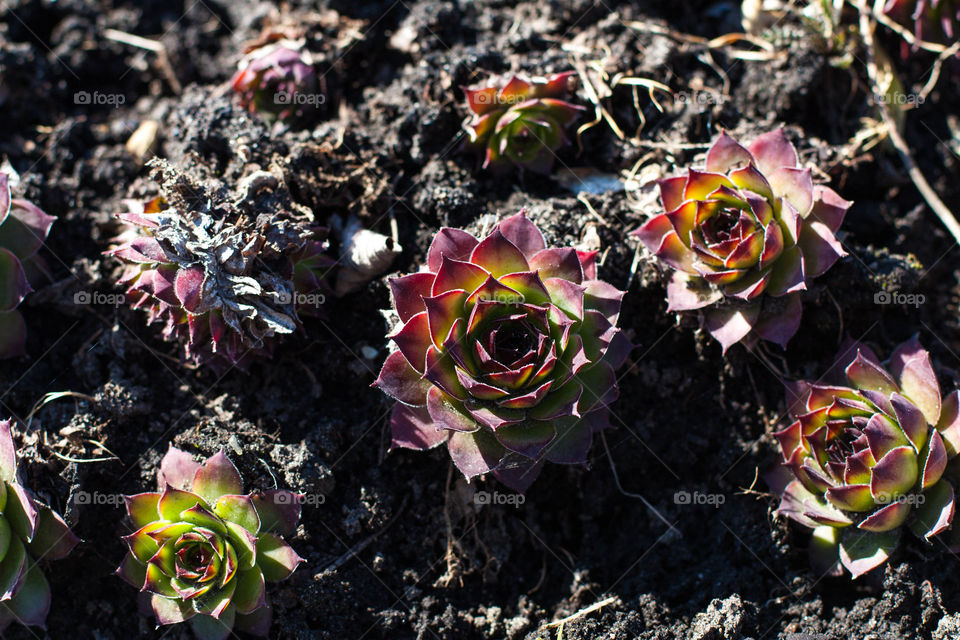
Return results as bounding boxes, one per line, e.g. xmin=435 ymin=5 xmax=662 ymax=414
xmin=489 ymin=322 xmax=536 ymax=366
xmin=703 ymin=208 xmax=742 ymax=242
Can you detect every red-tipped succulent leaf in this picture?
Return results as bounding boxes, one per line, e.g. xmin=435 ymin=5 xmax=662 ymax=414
xmin=0 ymin=171 xmax=55 ymax=359
xmin=462 ymin=72 xmax=585 ymax=174
xmin=770 ymin=337 xmax=960 ymax=578
xmin=374 ymin=211 xmax=630 ymax=492
xmin=634 ymin=128 xmax=851 ymax=352
xmin=231 ymin=40 xmax=321 ymax=122
xmin=0 ymin=420 xmax=79 ymax=631
xmin=117 ymin=445 xmax=303 ymax=640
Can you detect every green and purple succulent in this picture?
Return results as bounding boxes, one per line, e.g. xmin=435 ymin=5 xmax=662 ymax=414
xmin=634 ymin=129 xmax=851 ymax=352
xmin=883 ymin=0 xmax=959 ymax=49
xmin=0 ymin=419 xmax=79 ymax=631
xmin=374 ymin=212 xmax=630 ymax=492
xmin=0 ymin=171 xmax=54 ymax=359
xmin=463 ymin=72 xmax=584 ymax=174
xmin=231 ymin=39 xmax=321 ymax=122
xmin=118 ymin=445 xmax=304 ymax=640
xmin=771 ymin=337 xmax=960 ymax=577
xmin=106 ymin=172 xmax=334 ymax=370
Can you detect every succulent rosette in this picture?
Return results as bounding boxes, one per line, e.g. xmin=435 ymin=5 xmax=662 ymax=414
xmin=0 ymin=171 xmax=55 ymax=358
xmin=771 ymin=337 xmax=960 ymax=577
xmin=107 ymin=195 xmax=334 ymax=370
xmin=0 ymin=419 xmax=79 ymax=631
xmin=635 ymin=129 xmax=851 ymax=351
xmin=374 ymin=212 xmax=629 ymax=492
xmin=231 ymin=39 xmax=320 ymax=122
xmin=883 ymin=0 xmax=959 ymax=48
xmin=118 ymin=446 xmax=304 ymax=640
xmin=463 ymin=72 xmax=584 ymax=174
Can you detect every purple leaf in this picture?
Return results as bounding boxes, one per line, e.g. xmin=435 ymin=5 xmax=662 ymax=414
xmin=373 ymin=350 xmax=431 ymax=406
xmin=251 ymin=490 xmax=302 ymax=537
xmin=390 ymin=404 xmax=448 ymax=451
xmin=704 ymin=304 xmax=760 ymax=353
xmin=746 ymin=127 xmax=799 ymax=174
xmin=705 ymin=131 xmax=754 ymax=173
xmin=0 ymin=200 xmax=55 ymax=261
xmin=497 ymin=211 xmax=546 ymax=259
xmin=0 ymin=248 xmax=30 ymax=313
xmin=158 ymin=445 xmax=201 ymax=492
xmin=427 ymin=228 xmax=479 ymax=272
xmin=389 ymin=272 xmax=434 ymax=323
xmin=447 ymin=429 xmax=505 ymax=480
xmin=889 ymin=335 xmax=942 ymax=426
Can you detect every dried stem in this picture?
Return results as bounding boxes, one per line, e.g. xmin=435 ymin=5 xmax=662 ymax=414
xmin=857 ymin=1 xmax=960 ymax=246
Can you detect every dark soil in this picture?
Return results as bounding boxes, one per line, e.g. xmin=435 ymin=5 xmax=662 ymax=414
xmin=1 ymin=0 xmax=960 ymax=639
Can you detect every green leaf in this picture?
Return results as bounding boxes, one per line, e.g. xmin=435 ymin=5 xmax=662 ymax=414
xmin=255 ymin=533 xmax=303 ymax=582
xmin=214 ymin=495 xmax=260 ymax=535
xmin=838 ymin=528 xmax=899 ymax=578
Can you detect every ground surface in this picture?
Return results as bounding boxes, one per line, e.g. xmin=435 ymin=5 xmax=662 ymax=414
xmin=1 ymin=0 xmax=960 ymax=638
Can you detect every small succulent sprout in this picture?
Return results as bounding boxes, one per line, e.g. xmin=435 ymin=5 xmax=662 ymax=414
xmin=0 ymin=170 xmax=55 ymax=358
xmin=770 ymin=337 xmax=960 ymax=578
xmin=463 ymin=72 xmax=585 ymax=174
xmin=883 ymin=0 xmax=959 ymax=49
xmin=118 ymin=445 xmax=304 ymax=640
xmin=634 ymin=128 xmax=851 ymax=352
xmin=0 ymin=419 xmax=79 ymax=631
xmin=374 ymin=211 xmax=630 ymax=492
xmin=231 ymin=39 xmax=321 ymax=122
xmin=106 ymin=164 xmax=335 ymax=370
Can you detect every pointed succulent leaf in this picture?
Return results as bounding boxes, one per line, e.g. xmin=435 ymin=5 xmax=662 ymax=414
xmin=25 ymin=507 xmax=79 ymax=561
xmin=213 ymin=495 xmax=260 ymax=535
xmin=251 ymin=491 xmax=301 ymax=537
xmin=390 ymin=404 xmax=449 ymax=451
xmin=0 ymin=536 xmax=26 ymax=599
xmin=232 ymin=567 xmax=266 ymax=614
xmin=158 ymin=486 xmax=203 ymax=521
xmin=1 ymin=561 xmax=49 ymax=628
xmin=158 ymin=446 xmax=202 ymax=492
xmin=125 ymin=493 xmax=161 ymax=530
xmin=189 ymin=608 xmax=235 ymax=640
xmin=889 ymin=336 xmax=941 ymax=425
xmin=0 ymin=200 xmax=55 ymax=262
xmin=0 ymin=422 xmax=16 ymax=484
xmin=910 ymin=480 xmax=954 ymax=539
xmin=255 ymin=533 xmax=303 ymax=582
xmin=838 ymin=529 xmax=899 ymax=578
xmin=191 ymin=450 xmax=243 ymax=504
